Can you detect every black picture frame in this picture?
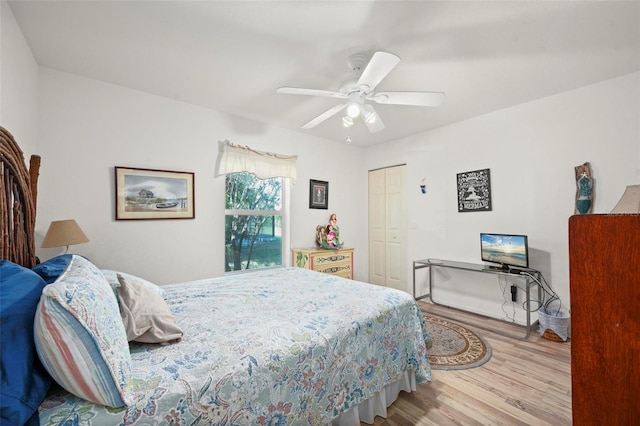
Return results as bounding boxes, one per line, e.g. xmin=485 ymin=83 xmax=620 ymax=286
xmin=456 ymin=168 xmax=492 ymax=212
xmin=309 ymin=179 xmax=329 ymax=209
xmin=115 ymin=166 xmax=195 ymax=220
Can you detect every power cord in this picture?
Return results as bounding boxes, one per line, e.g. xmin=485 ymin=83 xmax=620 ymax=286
xmin=499 ymin=276 xmax=516 ymax=322
xmin=520 ymin=270 xmax=564 ymax=314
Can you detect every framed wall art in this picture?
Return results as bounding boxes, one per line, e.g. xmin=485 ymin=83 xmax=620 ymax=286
xmin=115 ymin=166 xmax=195 ymax=220
xmin=456 ymin=168 xmax=492 ymax=212
xmin=309 ymin=179 xmax=329 ymax=209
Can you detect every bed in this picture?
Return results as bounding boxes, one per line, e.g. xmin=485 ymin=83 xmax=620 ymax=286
xmin=0 ymin=126 xmax=431 ymax=425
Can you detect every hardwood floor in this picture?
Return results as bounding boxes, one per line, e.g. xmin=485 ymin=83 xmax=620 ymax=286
xmin=367 ymin=301 xmax=572 ymax=425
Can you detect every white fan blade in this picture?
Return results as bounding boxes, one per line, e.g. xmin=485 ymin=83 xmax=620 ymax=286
xmin=361 ymin=105 xmax=385 ymax=133
xmin=277 ymin=87 xmax=347 ymax=99
xmin=301 ymin=104 xmax=346 ymax=129
xmin=370 ymin=91 xmax=445 ymax=107
xmin=356 ymin=51 xmax=401 ymax=92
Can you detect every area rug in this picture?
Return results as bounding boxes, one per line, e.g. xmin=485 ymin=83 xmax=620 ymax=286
xmin=423 ymin=315 xmax=492 ymax=370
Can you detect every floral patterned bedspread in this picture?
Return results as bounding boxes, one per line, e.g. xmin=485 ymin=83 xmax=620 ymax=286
xmin=38 ymin=267 xmax=431 ymax=425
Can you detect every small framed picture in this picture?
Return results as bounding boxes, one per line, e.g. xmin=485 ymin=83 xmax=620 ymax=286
xmin=115 ymin=166 xmax=195 ymax=220
xmin=457 ymin=168 xmax=492 ymax=212
xmin=309 ymin=179 xmax=329 ymax=209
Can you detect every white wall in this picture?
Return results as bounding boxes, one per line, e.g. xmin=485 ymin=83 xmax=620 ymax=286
xmin=35 ymin=68 xmax=368 ymax=283
xmin=365 ymin=72 xmax=640 ymax=323
xmin=1 ymin=0 xmax=38 ymax=157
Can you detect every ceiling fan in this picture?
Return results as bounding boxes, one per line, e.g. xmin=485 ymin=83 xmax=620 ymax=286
xmin=277 ymin=51 xmax=445 ymax=133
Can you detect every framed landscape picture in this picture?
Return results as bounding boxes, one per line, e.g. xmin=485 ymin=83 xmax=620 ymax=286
xmin=309 ymin=179 xmax=329 ymax=209
xmin=115 ymin=166 xmax=195 ymax=220
xmin=456 ymin=168 xmax=492 ymax=212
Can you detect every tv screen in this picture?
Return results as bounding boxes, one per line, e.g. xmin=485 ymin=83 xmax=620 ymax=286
xmin=480 ymin=233 xmax=529 ymax=269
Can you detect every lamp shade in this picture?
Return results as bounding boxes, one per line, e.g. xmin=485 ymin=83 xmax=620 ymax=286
xmin=610 ymin=185 xmax=640 ymax=213
xmin=362 ymin=104 xmax=377 ymax=123
xmin=41 ymin=219 xmax=89 ymax=249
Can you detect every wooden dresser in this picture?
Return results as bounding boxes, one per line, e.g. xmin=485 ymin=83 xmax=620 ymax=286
xmin=568 ymin=214 xmax=640 ymax=425
xmin=292 ymin=247 xmax=354 ymax=279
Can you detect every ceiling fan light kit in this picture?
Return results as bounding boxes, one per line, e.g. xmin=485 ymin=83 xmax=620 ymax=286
xmin=277 ymin=51 xmax=445 ymax=134
xmin=362 ymin=104 xmax=377 ymax=123
xmin=346 ymin=103 xmax=361 ymax=118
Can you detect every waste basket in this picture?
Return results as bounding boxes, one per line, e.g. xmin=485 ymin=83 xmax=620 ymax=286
xmin=538 ymin=307 xmax=570 ymax=341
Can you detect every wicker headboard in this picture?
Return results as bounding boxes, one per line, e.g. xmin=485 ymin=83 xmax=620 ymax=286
xmin=1 ymin=126 xmax=41 ymax=268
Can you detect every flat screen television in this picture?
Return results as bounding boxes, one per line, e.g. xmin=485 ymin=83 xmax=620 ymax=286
xmin=480 ymin=233 xmax=529 ymax=270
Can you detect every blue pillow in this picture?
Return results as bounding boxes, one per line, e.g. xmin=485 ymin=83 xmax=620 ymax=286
xmin=1 ymin=260 xmax=53 ymax=425
xmin=32 ymin=254 xmax=73 ymax=284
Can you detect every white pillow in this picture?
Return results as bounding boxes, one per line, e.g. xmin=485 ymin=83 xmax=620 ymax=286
xmin=117 ymin=273 xmax=183 ymax=344
xmin=101 ymin=269 xmax=167 ymax=299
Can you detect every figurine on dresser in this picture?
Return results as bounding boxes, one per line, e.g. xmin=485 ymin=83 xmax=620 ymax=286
xmin=316 ymin=213 xmax=344 ymax=249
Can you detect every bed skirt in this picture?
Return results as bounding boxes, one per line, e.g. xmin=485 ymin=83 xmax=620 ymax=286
xmin=333 ymin=370 xmax=417 ymax=425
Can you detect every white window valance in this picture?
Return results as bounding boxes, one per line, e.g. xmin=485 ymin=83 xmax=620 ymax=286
xmin=216 ymin=140 xmax=298 ymax=183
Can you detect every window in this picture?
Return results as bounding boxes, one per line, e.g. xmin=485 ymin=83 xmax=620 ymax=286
xmin=225 ymin=172 xmax=286 ymax=272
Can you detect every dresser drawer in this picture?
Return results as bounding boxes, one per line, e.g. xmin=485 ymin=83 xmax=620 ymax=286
xmin=312 ymin=259 xmax=352 ymax=277
xmin=311 ymin=251 xmax=352 ymax=266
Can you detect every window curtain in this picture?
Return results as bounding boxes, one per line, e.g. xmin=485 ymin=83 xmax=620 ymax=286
xmin=216 ymin=140 xmax=298 ymax=183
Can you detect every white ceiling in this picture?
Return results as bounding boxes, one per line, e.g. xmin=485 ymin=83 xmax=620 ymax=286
xmin=8 ymin=0 xmax=640 ymax=147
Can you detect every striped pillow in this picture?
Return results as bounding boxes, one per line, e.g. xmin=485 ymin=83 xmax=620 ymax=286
xmin=34 ymin=255 xmax=133 ymax=407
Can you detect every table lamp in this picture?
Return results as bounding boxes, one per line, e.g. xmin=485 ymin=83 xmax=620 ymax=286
xmin=41 ymin=219 xmax=89 ymax=254
xmin=610 ymin=184 xmax=640 ymax=213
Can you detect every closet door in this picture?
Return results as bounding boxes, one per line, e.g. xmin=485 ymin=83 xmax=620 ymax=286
xmin=368 ymin=165 xmax=407 ymax=291
xmin=369 ymin=168 xmax=386 ymax=285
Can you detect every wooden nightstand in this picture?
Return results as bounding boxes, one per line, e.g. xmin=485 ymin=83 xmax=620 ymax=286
xmin=292 ymin=247 xmax=354 ymax=279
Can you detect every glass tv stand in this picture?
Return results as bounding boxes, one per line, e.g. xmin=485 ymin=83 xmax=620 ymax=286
xmin=412 ymin=259 xmax=543 ymax=339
